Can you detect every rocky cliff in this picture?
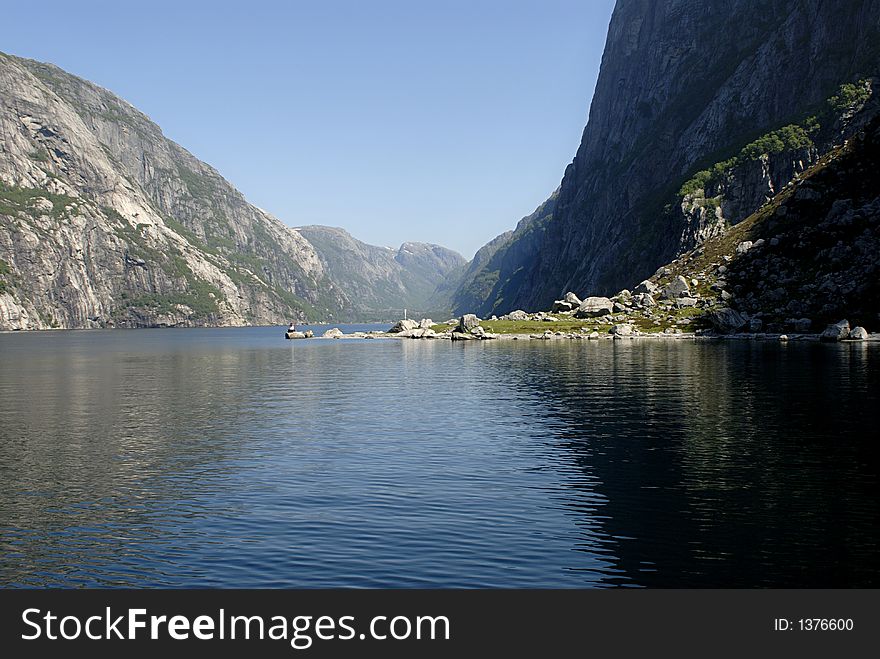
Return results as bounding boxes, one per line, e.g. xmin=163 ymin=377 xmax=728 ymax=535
xmin=0 ymin=53 xmax=461 ymax=329
xmin=453 ymin=0 xmax=880 ymax=316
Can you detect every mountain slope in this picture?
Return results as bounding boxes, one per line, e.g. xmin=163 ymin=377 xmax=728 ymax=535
xmin=294 ymin=226 xmax=464 ymax=320
xmin=453 ymin=0 xmax=880 ymax=315
xmin=0 ymin=53 xmax=461 ymax=328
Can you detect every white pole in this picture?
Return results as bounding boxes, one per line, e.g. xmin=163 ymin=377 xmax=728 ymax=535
xmin=404 ymin=308 xmax=407 ymax=320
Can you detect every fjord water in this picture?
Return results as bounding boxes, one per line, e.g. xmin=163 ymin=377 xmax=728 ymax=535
xmin=0 ymin=326 xmax=878 ymax=588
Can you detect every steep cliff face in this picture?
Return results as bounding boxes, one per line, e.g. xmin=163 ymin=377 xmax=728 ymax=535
xmin=449 ymin=192 xmax=556 ymax=316
xmin=0 ymin=52 xmax=340 ymax=329
xmin=0 ymin=53 xmax=462 ymax=328
xmin=294 ymin=226 xmax=464 ymax=319
xmin=453 ymin=0 xmax=880 ymax=314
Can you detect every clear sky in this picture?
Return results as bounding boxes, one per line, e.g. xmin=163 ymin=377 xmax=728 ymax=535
xmin=2 ymin=0 xmax=615 ymax=258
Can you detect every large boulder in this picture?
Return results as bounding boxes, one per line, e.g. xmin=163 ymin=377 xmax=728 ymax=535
xmin=661 ymin=275 xmax=691 ymax=300
xmin=849 ymin=326 xmax=869 ymax=340
xmin=457 ymin=314 xmax=481 ymax=332
xmin=551 ymin=300 xmax=575 ymax=312
xmin=389 ymin=318 xmax=418 ymax=333
xmin=502 ymin=310 xmax=529 ymax=321
xmin=633 ymin=280 xmax=659 ymax=295
xmin=821 ymin=319 xmax=850 ymax=342
xmin=563 ymin=292 xmax=582 ymax=306
xmin=451 ymin=331 xmax=478 ymax=341
xmin=574 ymin=297 xmax=614 ymax=318
xmin=418 ymin=318 xmax=434 ymax=329
xmin=611 ymin=323 xmax=634 ymax=336
xmin=322 ymin=327 xmax=344 ymax=338
xmin=706 ymin=307 xmax=748 ymax=333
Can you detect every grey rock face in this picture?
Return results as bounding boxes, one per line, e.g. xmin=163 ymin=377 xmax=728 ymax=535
xmin=634 ymin=280 xmax=659 ymax=295
xmin=451 ymin=0 xmax=880 ymax=315
xmin=457 ymin=314 xmax=481 ymax=332
xmin=551 ymin=300 xmax=575 ymax=312
xmin=707 ymin=308 xmax=749 ymax=333
xmin=0 ymin=54 xmax=463 ymax=329
xmin=389 ymin=319 xmax=419 ymax=333
xmin=821 ymin=319 xmax=851 ymax=341
xmin=662 ymin=276 xmax=691 ymax=300
xmin=574 ymin=296 xmax=614 ymax=318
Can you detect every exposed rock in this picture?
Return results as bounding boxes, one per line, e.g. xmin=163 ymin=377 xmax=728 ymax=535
xmin=451 ymin=331 xmax=477 ymax=341
xmin=661 ymin=276 xmax=691 ymax=300
xmin=707 ymin=308 xmax=748 ymax=333
xmin=611 ymin=323 xmax=634 ymax=336
xmin=285 ymin=331 xmax=307 ymax=340
xmin=821 ymin=319 xmax=851 ymax=342
xmin=735 ymin=241 xmax=754 ymax=255
xmin=389 ymin=319 xmax=418 ymax=333
xmin=574 ymin=297 xmax=614 ymax=318
xmin=749 ymin=317 xmax=763 ymax=333
xmin=457 ymin=314 xmax=481 ymax=332
xmin=849 ymin=326 xmax=869 ymax=340
xmin=551 ymin=300 xmax=575 ymax=312
xmin=676 ymin=297 xmax=698 ymax=307
xmin=418 ymin=318 xmax=434 ymax=329
xmin=563 ymin=291 xmax=582 ymax=306
xmin=633 ymin=280 xmax=659 ymax=295
xmin=322 ymin=327 xmax=344 ymax=338
xmin=786 ymin=318 xmax=812 ymax=333
xmin=502 ymin=310 xmax=530 ymax=321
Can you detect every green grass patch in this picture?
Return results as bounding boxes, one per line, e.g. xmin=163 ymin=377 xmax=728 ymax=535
xmin=0 ymin=182 xmax=76 ymax=220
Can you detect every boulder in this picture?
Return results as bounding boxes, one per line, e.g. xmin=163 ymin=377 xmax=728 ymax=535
xmin=821 ymin=319 xmax=850 ymax=342
xmin=587 ymin=331 xmax=599 ymax=340
xmin=661 ymin=275 xmax=690 ymax=300
xmin=706 ymin=308 xmax=748 ymax=333
xmin=389 ymin=318 xmax=418 ymax=333
xmin=611 ymin=323 xmax=634 ymax=336
xmin=285 ymin=330 xmax=306 ymax=340
xmin=457 ymin=314 xmax=481 ymax=332
xmin=303 ymin=330 xmax=314 ymax=338
xmin=322 ymin=327 xmax=344 ymax=338
xmin=633 ymin=280 xmax=659 ymax=295
xmin=451 ymin=331 xmax=477 ymax=341
xmin=551 ymin=300 xmax=575 ymax=312
xmin=849 ymin=326 xmax=869 ymax=340
xmin=633 ymin=293 xmax=656 ymax=308
xmin=563 ymin=292 xmax=582 ymax=306
xmin=574 ymin=297 xmax=614 ymax=318
xmin=676 ymin=297 xmax=698 ymax=307
xmin=503 ymin=310 xmax=529 ymax=321
xmin=748 ymin=317 xmax=763 ymax=333
xmin=418 ymin=318 xmax=434 ymax=329
xmin=736 ymin=240 xmax=753 ymax=255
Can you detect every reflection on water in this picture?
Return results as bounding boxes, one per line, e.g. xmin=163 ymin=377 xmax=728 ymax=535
xmin=0 ymin=326 xmax=877 ymax=587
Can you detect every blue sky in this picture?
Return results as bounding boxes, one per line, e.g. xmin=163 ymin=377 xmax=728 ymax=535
xmin=2 ymin=0 xmax=615 ymax=257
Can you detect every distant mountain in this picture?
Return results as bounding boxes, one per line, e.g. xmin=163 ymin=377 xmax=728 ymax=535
xmin=452 ymin=0 xmax=880 ymax=315
xmin=294 ymin=226 xmax=464 ymax=320
xmin=0 ymin=53 xmax=461 ymax=328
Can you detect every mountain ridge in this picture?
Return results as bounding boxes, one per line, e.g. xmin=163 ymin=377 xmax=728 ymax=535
xmin=0 ymin=52 xmax=461 ymax=328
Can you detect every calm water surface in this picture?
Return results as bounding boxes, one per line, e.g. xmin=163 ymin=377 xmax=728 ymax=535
xmin=0 ymin=326 xmax=878 ymax=587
